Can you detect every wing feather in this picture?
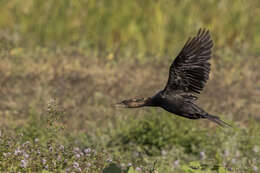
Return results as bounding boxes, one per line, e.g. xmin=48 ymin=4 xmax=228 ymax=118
xmin=163 ymin=29 xmax=213 ymax=96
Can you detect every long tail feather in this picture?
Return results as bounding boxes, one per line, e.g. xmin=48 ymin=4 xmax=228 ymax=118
xmin=205 ymin=114 xmax=232 ymax=128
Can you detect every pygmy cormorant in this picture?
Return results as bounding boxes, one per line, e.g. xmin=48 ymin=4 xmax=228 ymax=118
xmin=116 ymin=29 xmax=231 ymax=127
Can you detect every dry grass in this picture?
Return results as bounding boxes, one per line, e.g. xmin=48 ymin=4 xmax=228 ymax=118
xmin=0 ymin=48 xmax=259 ymax=132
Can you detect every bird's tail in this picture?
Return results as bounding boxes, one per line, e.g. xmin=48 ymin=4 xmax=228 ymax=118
xmin=205 ymin=114 xmax=232 ymax=128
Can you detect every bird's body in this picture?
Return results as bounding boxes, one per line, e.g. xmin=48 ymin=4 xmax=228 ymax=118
xmin=116 ymin=29 xmax=231 ymax=127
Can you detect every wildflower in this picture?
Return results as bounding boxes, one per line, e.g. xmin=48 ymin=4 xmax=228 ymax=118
xmin=106 ymin=158 xmax=113 ymax=163
xmin=136 ymin=167 xmax=142 ymax=172
xmin=174 ymin=160 xmax=179 ymax=167
xmin=65 ymin=168 xmax=70 ymax=173
xmin=42 ymin=159 xmax=47 ymax=165
xmin=21 ymin=159 xmax=28 ymax=168
xmin=87 ymin=163 xmax=91 ymax=167
xmin=74 ymin=147 xmax=80 ymax=152
xmin=52 ymin=160 xmax=56 ymax=167
xmin=84 ymin=148 xmax=91 ymax=154
xmin=45 ymin=165 xmax=49 ymax=170
xmin=37 ymin=150 xmax=41 ymax=155
xmin=57 ymin=155 xmax=62 ymax=161
xmin=23 ymin=153 xmax=29 ymax=159
xmin=22 ymin=141 xmax=30 ymax=147
xmin=73 ymin=161 xmax=79 ymax=168
xmin=49 ymin=146 xmax=53 ymax=152
xmin=253 ymin=166 xmax=258 ymax=172
xmin=224 ymin=149 xmax=229 ymax=157
xmin=128 ymin=163 xmax=132 ymax=167
xmin=34 ymin=138 xmax=39 ymax=143
xmin=161 ymin=150 xmax=167 ymax=156
xmin=253 ymin=146 xmax=259 ymax=153
xmin=235 ymin=150 xmax=240 ymax=157
xmin=59 ymin=145 xmax=65 ymax=151
xmin=200 ymin=151 xmax=206 ymax=159
xmin=14 ymin=147 xmax=22 ymax=156
xmin=231 ymin=158 xmax=236 ymax=164
xmin=75 ymin=153 xmax=81 ymax=159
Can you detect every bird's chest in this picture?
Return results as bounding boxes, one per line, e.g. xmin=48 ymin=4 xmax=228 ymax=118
xmin=157 ymin=96 xmax=183 ymax=114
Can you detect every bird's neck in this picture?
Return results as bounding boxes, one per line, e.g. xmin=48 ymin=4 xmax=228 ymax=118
xmin=123 ymin=97 xmax=155 ymax=108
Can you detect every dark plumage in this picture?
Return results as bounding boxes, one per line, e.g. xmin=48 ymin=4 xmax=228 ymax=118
xmin=116 ymin=29 xmax=231 ymax=127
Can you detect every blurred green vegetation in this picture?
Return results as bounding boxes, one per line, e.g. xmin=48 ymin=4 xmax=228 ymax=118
xmin=0 ymin=0 xmax=259 ymax=59
xmin=1 ymin=1 xmax=260 ymax=172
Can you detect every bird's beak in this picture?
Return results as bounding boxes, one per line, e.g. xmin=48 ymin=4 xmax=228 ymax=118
xmin=114 ymin=102 xmax=127 ymax=108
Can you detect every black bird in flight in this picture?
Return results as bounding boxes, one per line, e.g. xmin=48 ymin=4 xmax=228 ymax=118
xmin=116 ymin=29 xmax=231 ymax=127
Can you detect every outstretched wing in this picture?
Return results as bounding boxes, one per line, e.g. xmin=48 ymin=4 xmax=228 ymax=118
xmin=163 ymin=29 xmax=213 ymax=96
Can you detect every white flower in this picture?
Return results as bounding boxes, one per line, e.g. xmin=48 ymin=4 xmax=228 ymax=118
xmin=128 ymin=163 xmax=132 ymax=167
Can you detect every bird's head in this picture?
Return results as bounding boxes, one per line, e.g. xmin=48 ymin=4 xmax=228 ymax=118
xmin=115 ymin=97 xmax=152 ymax=108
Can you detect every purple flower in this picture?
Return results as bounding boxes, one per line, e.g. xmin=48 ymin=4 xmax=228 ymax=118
xmin=14 ymin=147 xmax=22 ymax=156
xmin=73 ymin=161 xmax=79 ymax=168
xmin=87 ymin=163 xmax=92 ymax=167
xmin=253 ymin=166 xmax=258 ymax=172
xmin=74 ymin=147 xmax=80 ymax=152
xmin=174 ymin=160 xmax=179 ymax=167
xmin=59 ymin=145 xmax=65 ymax=151
xmin=75 ymin=154 xmax=81 ymax=158
xmin=231 ymin=158 xmax=236 ymax=164
xmin=23 ymin=153 xmax=29 ymax=159
xmin=128 ymin=163 xmax=132 ymax=167
xmin=106 ymin=158 xmax=113 ymax=163
xmin=136 ymin=167 xmax=142 ymax=172
xmin=200 ymin=151 xmax=206 ymax=159
xmin=224 ymin=149 xmax=229 ymax=157
xmin=65 ymin=168 xmax=70 ymax=173
xmin=161 ymin=150 xmax=167 ymax=156
xmin=45 ymin=165 xmax=49 ymax=169
xmin=49 ymin=146 xmax=53 ymax=152
xmin=84 ymin=148 xmax=91 ymax=154
xmin=235 ymin=150 xmax=240 ymax=157
xmin=21 ymin=159 xmax=28 ymax=168
xmin=42 ymin=159 xmax=47 ymax=165
xmin=22 ymin=141 xmax=30 ymax=147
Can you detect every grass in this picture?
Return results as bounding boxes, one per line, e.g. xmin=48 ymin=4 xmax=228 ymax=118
xmin=0 ymin=0 xmax=260 ymax=58
xmin=0 ymin=0 xmax=260 ymax=172
xmin=0 ymin=47 xmax=259 ymax=172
